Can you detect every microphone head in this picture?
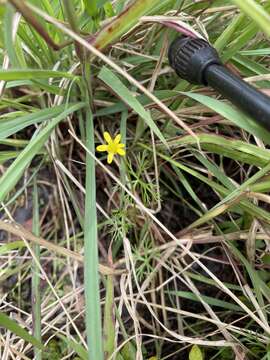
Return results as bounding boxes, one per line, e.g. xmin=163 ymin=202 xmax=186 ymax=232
xmin=168 ymin=36 xmax=221 ymax=85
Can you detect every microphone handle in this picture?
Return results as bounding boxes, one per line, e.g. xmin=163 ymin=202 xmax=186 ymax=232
xmin=205 ymin=64 xmax=270 ymax=131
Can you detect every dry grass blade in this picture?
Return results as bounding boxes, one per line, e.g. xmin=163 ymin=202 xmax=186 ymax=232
xmin=141 ymin=16 xmax=204 ymax=38
xmin=0 ymin=220 xmax=118 ymax=275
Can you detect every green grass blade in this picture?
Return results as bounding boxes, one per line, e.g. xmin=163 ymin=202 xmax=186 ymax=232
xmin=214 ymin=13 xmax=245 ymax=52
xmin=240 ymin=48 xmax=270 ymax=56
xmin=183 ymin=92 xmax=270 ymax=144
xmin=32 ymin=178 xmax=42 ymax=360
xmin=194 ymin=152 xmax=235 ymax=191
xmin=167 ymin=133 xmax=270 ymax=167
xmin=57 ymin=335 xmax=88 ymax=360
xmin=168 ymin=290 xmax=243 ymax=311
xmin=99 ymin=66 xmax=168 ymax=147
xmin=220 ymin=1 xmax=270 ymax=61
xmin=142 ymin=144 xmax=270 ymax=224
xmin=0 ymin=151 xmax=20 ymax=164
xmin=0 ymin=240 xmax=24 ymax=255
xmin=230 ymin=244 xmax=270 ymax=315
xmin=103 ymin=275 xmax=115 ymax=359
xmin=231 ymin=0 xmax=270 ymax=37
xmin=0 ymin=312 xmax=44 ymax=350
xmin=94 ymin=90 xmax=180 ymax=117
xmin=92 ymin=0 xmax=160 ymax=49
xmin=83 ymin=0 xmax=98 ymax=17
xmin=4 ymin=4 xmax=21 ymax=67
xmin=84 ymin=107 xmax=103 ymax=360
xmin=0 ymin=102 xmax=85 ymax=203
xmin=0 ymin=69 xmax=76 ymax=81
xmin=0 ymin=104 xmax=72 ymax=140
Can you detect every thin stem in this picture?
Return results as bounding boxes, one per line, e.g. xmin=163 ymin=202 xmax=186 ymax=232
xmin=62 ymin=0 xmax=84 ymax=59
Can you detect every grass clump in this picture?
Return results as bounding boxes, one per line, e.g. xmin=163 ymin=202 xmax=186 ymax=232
xmin=0 ymin=0 xmax=270 ymax=359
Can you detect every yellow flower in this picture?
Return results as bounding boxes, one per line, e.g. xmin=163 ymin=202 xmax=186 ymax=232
xmin=96 ymin=132 xmax=125 ymax=164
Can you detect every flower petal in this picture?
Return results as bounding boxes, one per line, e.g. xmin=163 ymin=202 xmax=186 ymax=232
xmin=107 ymin=152 xmax=114 ymax=164
xmin=118 ymin=143 xmax=125 ymax=148
xmin=114 ymin=134 xmax=121 ymax=144
xmin=104 ymin=131 xmax=112 ymax=144
xmin=96 ymin=144 xmax=108 ymax=152
xmin=117 ymin=148 xmax=126 ymax=156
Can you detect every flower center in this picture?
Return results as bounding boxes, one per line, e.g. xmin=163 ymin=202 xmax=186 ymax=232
xmin=107 ymin=142 xmax=118 ymax=154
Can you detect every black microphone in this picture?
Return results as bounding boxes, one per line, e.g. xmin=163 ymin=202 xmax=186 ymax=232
xmin=168 ymin=36 xmax=270 ymax=131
